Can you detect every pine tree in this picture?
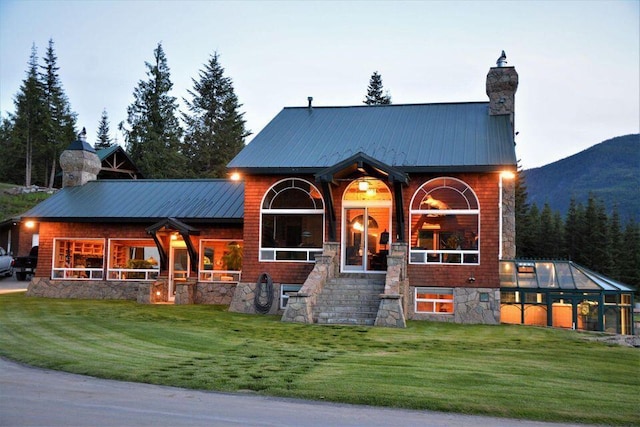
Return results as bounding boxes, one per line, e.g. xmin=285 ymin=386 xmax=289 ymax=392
xmin=619 ymin=220 xmax=640 ymax=288
xmin=514 ymin=163 xmax=529 ymax=255
xmin=121 ymin=43 xmax=185 ymax=178
xmin=95 ymin=109 xmax=113 ymax=149
xmin=182 ymin=52 xmax=250 ymax=178
xmin=363 ymin=71 xmax=391 ymax=105
xmin=0 ymin=116 xmax=22 ymax=184
xmin=10 ymin=45 xmax=47 ymax=187
xmin=40 ymin=39 xmax=77 ymax=188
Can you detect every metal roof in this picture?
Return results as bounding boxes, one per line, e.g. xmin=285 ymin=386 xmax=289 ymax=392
xmin=228 ymin=102 xmax=516 ymax=172
xmin=21 ymin=179 xmax=244 ymax=223
xmin=500 ymin=260 xmax=634 ymax=292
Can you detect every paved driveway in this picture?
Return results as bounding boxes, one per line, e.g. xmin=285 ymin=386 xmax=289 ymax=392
xmin=0 ymin=357 xmax=586 ymax=427
xmin=0 ymin=273 xmax=28 ymax=294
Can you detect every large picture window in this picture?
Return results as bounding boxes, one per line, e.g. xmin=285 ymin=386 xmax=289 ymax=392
xmin=199 ymin=240 xmax=242 ymax=283
xmin=52 ymin=238 xmax=105 ymax=280
xmin=107 ymin=239 xmax=159 ymax=281
xmin=409 ymin=177 xmax=479 ymax=265
xmin=260 ymin=178 xmax=324 ymax=262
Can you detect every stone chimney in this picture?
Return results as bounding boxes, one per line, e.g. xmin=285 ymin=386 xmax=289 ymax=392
xmin=59 ymin=128 xmax=101 ymax=187
xmin=486 ymin=50 xmax=518 ymax=126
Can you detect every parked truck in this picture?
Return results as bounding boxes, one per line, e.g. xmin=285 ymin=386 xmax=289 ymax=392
xmin=13 ymin=245 xmax=38 ymax=281
xmin=0 ymin=246 xmax=14 ymax=277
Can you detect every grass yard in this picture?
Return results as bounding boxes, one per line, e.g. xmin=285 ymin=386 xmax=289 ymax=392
xmin=0 ymin=293 xmax=638 ymax=425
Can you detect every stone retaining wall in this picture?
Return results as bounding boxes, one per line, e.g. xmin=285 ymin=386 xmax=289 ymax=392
xmin=407 ymin=287 xmax=500 ymax=324
xmin=26 ymin=277 xmax=138 ymax=300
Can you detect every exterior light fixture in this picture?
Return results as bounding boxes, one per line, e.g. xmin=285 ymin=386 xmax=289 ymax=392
xmin=24 ymin=220 xmax=36 ymax=228
xmin=230 ymin=172 xmax=241 ymax=181
xmin=358 ymin=180 xmax=369 ymax=192
xmin=170 ymin=233 xmax=178 ymax=241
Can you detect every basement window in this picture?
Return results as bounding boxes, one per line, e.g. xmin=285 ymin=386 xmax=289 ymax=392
xmin=415 ymin=287 xmax=454 ymax=314
xmin=280 ymin=284 xmax=303 ymax=309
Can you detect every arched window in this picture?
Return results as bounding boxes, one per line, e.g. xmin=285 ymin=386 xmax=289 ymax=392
xmin=260 ymin=178 xmax=325 ymax=262
xmin=409 ymin=177 xmax=479 ymax=265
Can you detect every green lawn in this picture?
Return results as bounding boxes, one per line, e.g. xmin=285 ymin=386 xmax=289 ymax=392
xmin=0 ymin=293 xmax=638 ymax=425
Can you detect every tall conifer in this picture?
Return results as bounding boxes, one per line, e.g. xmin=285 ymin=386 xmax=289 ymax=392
xmin=121 ymin=43 xmax=185 ymax=178
xmin=182 ymin=52 xmax=249 ymax=178
xmin=95 ymin=109 xmax=113 ymax=149
xmin=363 ymin=71 xmax=392 ymax=105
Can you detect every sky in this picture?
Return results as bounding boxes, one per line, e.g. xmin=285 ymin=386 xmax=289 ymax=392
xmin=0 ymin=0 xmax=638 ymax=170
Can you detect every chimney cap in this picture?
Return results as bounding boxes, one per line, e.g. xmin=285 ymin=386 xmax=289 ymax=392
xmin=496 ymin=50 xmax=508 ymax=67
xmin=65 ymin=127 xmax=96 ymax=153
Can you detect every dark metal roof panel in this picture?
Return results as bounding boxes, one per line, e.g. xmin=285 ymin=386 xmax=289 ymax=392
xmin=22 ymin=180 xmax=244 ymax=221
xmin=228 ymin=103 xmax=516 ymax=171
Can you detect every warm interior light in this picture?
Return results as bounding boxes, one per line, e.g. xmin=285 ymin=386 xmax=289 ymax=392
xmin=230 ymin=172 xmax=241 ymax=181
xmin=24 ymin=220 xmax=35 ymax=228
xmin=170 ymin=233 xmax=178 ymax=241
xmin=156 ymin=291 xmax=161 ymax=296
xmin=358 ymin=180 xmax=369 ymax=191
xmin=353 ymin=221 xmax=364 ymax=231
xmin=366 ymin=188 xmax=376 ymax=197
xmin=500 ymin=171 xmax=516 ymax=180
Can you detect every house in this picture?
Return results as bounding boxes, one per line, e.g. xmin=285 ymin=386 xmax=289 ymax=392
xmin=20 ymin=53 xmax=634 ymax=334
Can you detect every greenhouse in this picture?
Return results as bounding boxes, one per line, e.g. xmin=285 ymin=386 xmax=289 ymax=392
xmin=500 ymin=260 xmax=635 ymax=335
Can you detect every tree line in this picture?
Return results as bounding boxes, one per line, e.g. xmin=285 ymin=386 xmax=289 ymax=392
xmin=515 ymin=169 xmax=640 ymax=288
xmin=0 ymin=41 xmax=250 ymax=183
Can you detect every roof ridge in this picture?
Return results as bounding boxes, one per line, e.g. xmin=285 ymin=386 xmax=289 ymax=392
xmin=283 ymin=101 xmax=489 ymax=110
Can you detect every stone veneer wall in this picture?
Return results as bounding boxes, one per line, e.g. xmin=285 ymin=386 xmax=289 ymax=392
xmin=407 ymin=287 xmax=500 ymax=325
xmin=502 ymin=178 xmax=516 ymax=259
xmin=194 ymin=282 xmax=237 ymax=305
xmin=26 ymin=277 xmax=138 ymax=300
xmin=229 ymin=281 xmax=283 ymax=315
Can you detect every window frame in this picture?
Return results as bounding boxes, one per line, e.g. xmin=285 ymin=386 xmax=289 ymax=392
xmin=52 ymin=237 xmax=105 ymax=280
xmin=280 ymin=284 xmax=303 ymax=309
xmin=259 ymin=178 xmax=325 ymax=263
xmin=106 ymin=238 xmax=160 ymax=281
xmin=415 ymin=287 xmax=455 ymax=314
xmin=409 ymin=177 xmax=480 ymax=266
xmin=198 ymin=239 xmax=243 ymax=283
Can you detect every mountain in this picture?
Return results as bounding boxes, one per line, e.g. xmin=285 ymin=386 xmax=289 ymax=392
xmin=522 ymin=134 xmax=640 ymax=222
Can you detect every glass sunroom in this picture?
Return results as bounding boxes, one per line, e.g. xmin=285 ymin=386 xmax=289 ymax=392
xmin=500 ymin=260 xmax=635 ymax=335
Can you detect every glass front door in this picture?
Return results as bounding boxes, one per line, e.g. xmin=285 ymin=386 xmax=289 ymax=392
xmin=169 ymin=243 xmax=189 ymax=301
xmin=343 ymin=206 xmax=390 ymax=272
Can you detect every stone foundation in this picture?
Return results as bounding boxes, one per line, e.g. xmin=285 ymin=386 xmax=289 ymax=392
xmin=229 ymin=281 xmax=281 ymax=315
xmin=407 ymin=287 xmax=500 ymax=324
xmin=26 ymin=277 xmax=138 ymax=300
xmin=194 ymin=282 xmax=237 ymax=305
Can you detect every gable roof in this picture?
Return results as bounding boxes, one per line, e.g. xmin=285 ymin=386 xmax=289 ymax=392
xmin=228 ymin=102 xmax=516 ymax=173
xmin=96 ymin=145 xmax=144 ymax=179
xmin=21 ymin=179 xmax=244 ymax=223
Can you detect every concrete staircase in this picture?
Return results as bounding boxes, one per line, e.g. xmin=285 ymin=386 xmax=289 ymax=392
xmin=314 ymin=274 xmax=386 ymax=325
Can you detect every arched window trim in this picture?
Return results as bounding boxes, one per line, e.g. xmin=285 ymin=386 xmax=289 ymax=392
xmin=262 ymin=178 xmax=324 ymax=211
xmin=409 ymin=177 xmax=480 ymax=266
xmin=260 ymin=178 xmax=325 ymax=263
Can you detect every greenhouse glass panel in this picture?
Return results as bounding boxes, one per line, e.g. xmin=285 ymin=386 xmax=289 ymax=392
xmin=535 ymin=262 xmax=557 ymax=288
xmin=572 ymin=268 xmax=600 ymax=290
xmin=555 ymin=263 xmax=575 ymax=289
xmin=499 ymin=262 xmax=516 ymax=287
xmin=524 ymin=305 xmax=547 ymax=326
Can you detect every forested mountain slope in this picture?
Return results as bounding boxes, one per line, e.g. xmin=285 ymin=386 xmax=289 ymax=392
xmin=523 ymin=134 xmax=639 ymax=221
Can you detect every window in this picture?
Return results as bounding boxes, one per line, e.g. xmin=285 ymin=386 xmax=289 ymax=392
xmin=107 ymin=239 xmax=159 ymax=281
xmin=409 ymin=178 xmax=479 ymax=265
xmin=199 ymin=240 xmax=243 ymax=283
xmin=260 ymin=178 xmax=324 ymax=262
xmin=415 ymin=287 xmax=454 ymax=314
xmin=280 ymin=284 xmax=302 ymax=309
xmin=52 ymin=238 xmax=105 ymax=280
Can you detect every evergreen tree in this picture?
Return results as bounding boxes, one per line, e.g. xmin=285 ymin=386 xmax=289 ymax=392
xmin=363 ymin=71 xmax=391 ymax=105
xmin=10 ymin=45 xmax=47 ymax=187
xmin=564 ymin=197 xmax=584 ymax=262
xmin=0 ymin=116 xmax=22 ymax=184
xmin=619 ymin=220 xmax=640 ymax=288
xmin=121 ymin=43 xmax=185 ymax=178
xmin=608 ymin=208 xmax=623 ymax=279
xmin=514 ymin=162 xmax=529 ymax=256
xmin=39 ymin=39 xmax=77 ymax=187
xmin=182 ymin=52 xmax=250 ymax=178
xmin=538 ymin=203 xmax=556 ymax=258
xmin=95 ymin=109 xmax=113 ymax=149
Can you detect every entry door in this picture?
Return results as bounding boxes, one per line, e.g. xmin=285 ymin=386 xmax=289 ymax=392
xmin=343 ymin=206 xmax=390 ymax=272
xmin=169 ymin=244 xmax=189 ymax=301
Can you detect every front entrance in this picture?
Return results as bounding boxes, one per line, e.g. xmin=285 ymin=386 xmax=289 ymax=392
xmin=169 ymin=242 xmax=190 ymax=301
xmin=342 ymin=179 xmax=392 ymax=273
